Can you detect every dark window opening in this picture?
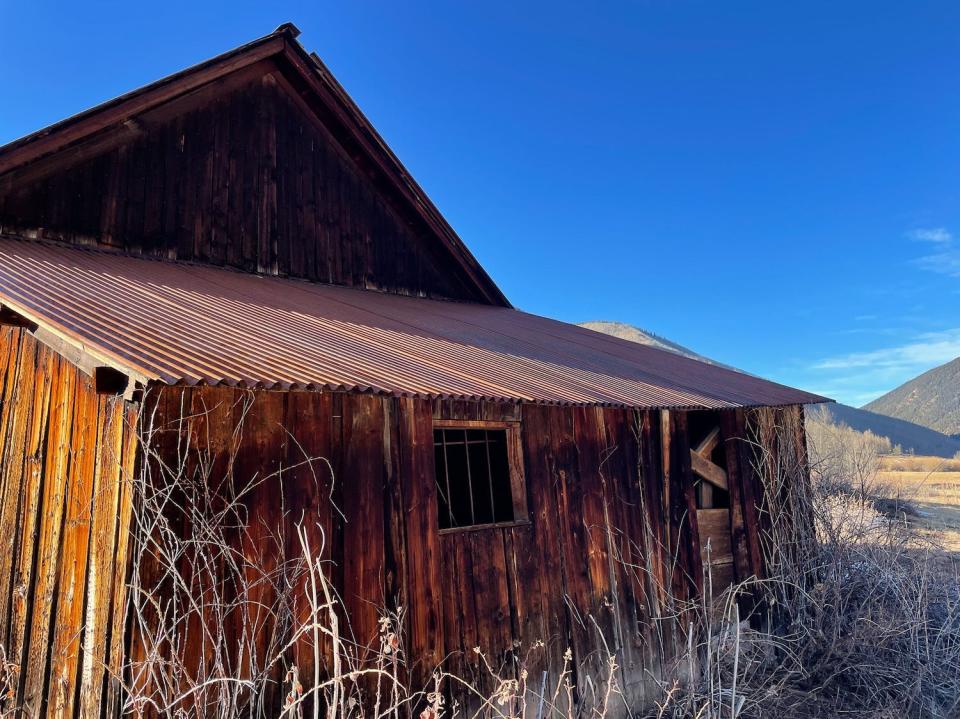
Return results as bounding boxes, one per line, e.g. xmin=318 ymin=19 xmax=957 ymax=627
xmin=434 ymin=427 xmax=518 ymax=530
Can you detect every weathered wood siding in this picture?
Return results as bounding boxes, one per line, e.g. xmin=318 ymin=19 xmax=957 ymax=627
xmin=132 ymin=386 xmax=789 ymax=716
xmin=0 ymin=327 xmax=138 ymax=719
xmin=0 ymin=65 xmax=490 ymax=303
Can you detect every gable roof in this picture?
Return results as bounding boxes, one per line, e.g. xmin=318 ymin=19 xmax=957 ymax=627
xmin=0 ymin=236 xmax=829 ymax=409
xmin=0 ymin=23 xmax=510 ymax=307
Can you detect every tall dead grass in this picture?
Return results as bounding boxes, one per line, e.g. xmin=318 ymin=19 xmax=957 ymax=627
xmin=647 ymin=409 xmax=960 ymax=719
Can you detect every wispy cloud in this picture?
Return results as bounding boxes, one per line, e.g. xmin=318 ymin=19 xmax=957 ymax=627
xmin=804 ymin=227 xmax=960 ymax=405
xmin=915 ymin=250 xmax=960 ymax=277
xmin=804 ymin=326 xmax=960 ymax=404
xmin=909 ymin=226 xmax=960 ymax=277
xmin=812 ymin=328 xmax=960 ymax=371
xmin=908 ymin=227 xmax=953 ymax=244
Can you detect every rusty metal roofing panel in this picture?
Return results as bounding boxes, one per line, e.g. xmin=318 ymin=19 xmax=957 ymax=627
xmin=0 ymin=237 xmax=830 ymax=409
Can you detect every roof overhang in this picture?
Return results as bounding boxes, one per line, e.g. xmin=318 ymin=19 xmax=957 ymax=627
xmin=0 ymin=236 xmax=832 ymax=410
xmin=0 ymin=301 xmax=148 ymax=400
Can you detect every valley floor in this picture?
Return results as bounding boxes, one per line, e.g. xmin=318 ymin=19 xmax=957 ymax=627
xmin=877 ymin=455 xmax=960 ymax=552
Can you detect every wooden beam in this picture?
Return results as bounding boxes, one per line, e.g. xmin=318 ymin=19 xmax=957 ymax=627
xmin=697 ymin=479 xmax=715 ymax=509
xmin=690 ymin=449 xmax=728 ymax=491
xmin=694 ymin=426 xmax=720 ymax=458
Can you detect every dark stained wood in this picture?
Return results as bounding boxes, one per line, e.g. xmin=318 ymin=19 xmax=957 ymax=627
xmin=0 ymin=37 xmax=287 ymax=177
xmin=233 ymin=389 xmax=287 ymax=709
xmin=395 ymin=396 xmax=443 ymax=688
xmin=720 ymin=409 xmax=753 ymax=584
xmin=0 ymin=29 xmax=813 ymax=711
xmin=339 ymin=394 xmax=388 ymax=665
xmin=669 ymin=411 xmax=703 ymax=600
xmin=282 ymin=390 xmax=336 ymax=684
xmin=696 ymin=508 xmax=735 ymax=592
xmin=735 ymin=409 xmax=766 ymax=580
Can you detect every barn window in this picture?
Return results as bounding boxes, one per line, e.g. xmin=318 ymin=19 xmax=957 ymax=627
xmin=433 ymin=421 xmax=526 ymax=531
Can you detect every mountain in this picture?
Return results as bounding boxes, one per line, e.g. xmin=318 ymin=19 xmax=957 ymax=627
xmin=812 ymin=403 xmax=960 ymax=458
xmin=865 ymin=357 xmax=960 ymax=437
xmin=581 ymin=320 xmax=960 ymax=458
xmin=578 ymin=321 xmax=733 ymax=368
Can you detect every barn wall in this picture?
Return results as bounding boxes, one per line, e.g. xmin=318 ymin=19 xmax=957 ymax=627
xmin=0 ymin=67 xmax=491 ymax=304
xmin=131 ymin=386 xmax=791 ymax=717
xmin=0 ymin=327 xmax=138 ymax=719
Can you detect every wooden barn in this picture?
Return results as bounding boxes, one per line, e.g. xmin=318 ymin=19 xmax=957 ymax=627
xmin=0 ymin=24 xmax=826 ymax=719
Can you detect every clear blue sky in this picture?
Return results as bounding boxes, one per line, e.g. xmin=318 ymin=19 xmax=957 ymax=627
xmin=2 ymin=1 xmax=959 ymax=407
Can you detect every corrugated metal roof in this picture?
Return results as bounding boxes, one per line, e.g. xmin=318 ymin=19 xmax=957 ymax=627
xmin=0 ymin=237 xmax=829 ymax=409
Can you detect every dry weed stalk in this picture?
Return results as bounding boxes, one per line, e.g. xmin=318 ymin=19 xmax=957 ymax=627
xmin=125 ymin=391 xmax=301 ymax=717
xmin=0 ymin=643 xmax=16 ymax=719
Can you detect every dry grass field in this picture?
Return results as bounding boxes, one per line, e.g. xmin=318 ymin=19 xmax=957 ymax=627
xmin=877 ymin=455 xmax=960 ymax=551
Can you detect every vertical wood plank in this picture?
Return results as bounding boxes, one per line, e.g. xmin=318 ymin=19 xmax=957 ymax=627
xmin=233 ymin=389 xmax=286 ymax=711
xmin=396 ymin=397 xmax=443 ymax=687
xmin=6 ymin=341 xmax=54 ymax=709
xmin=104 ymin=401 xmax=139 ymax=715
xmin=78 ymin=397 xmax=126 ymax=719
xmin=720 ymin=410 xmax=752 ymax=585
xmin=668 ymin=411 xmax=703 ymax=601
xmin=340 ymin=394 xmax=387 ymax=661
xmin=0 ymin=331 xmax=37 ymax=646
xmin=0 ymin=74 xmax=493 ymax=302
xmin=736 ymin=409 xmax=766 ymax=579
xmin=20 ymin=356 xmax=76 ymax=717
xmin=47 ymin=371 xmax=99 ymax=719
xmin=283 ymin=390 xmax=335 ymax=684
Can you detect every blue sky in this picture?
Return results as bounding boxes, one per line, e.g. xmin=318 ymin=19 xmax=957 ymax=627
xmin=2 ymin=1 xmax=959 ymax=406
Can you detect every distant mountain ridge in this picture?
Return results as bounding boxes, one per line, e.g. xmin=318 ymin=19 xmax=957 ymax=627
xmin=581 ymin=320 xmax=960 ymax=458
xmin=865 ymin=357 xmax=960 ymax=437
xmin=578 ymin=321 xmax=733 ymax=368
xmin=818 ymin=403 xmax=960 ymax=457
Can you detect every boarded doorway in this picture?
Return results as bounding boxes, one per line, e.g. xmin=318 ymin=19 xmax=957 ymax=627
xmin=687 ymin=411 xmax=735 ymax=590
